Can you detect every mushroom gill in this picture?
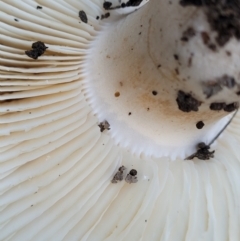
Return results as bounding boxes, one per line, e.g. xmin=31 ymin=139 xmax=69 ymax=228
xmin=0 ymin=0 xmax=240 ymax=241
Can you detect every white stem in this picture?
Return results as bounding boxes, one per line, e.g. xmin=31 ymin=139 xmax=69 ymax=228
xmin=86 ymin=0 xmax=239 ymax=158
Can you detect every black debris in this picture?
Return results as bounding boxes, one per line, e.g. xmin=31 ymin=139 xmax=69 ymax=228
xmin=201 ymin=31 xmax=218 ymax=51
xmin=115 ymin=91 xmax=120 ymax=97
xmin=220 ymin=75 xmax=236 ymax=88
xmin=98 ymin=120 xmax=110 ymax=132
xmin=37 ymin=6 xmax=42 ymax=9
xmin=174 ymin=54 xmax=179 ymax=60
xmin=201 ymin=31 xmax=210 ymax=44
xmin=175 ymin=68 xmax=180 ymax=75
xmin=25 ymin=41 xmax=48 ymax=60
xmin=176 ymin=90 xmax=201 ymax=112
xmin=96 ymin=16 xmax=100 ymax=20
xmin=223 ymin=102 xmax=239 ymax=112
xmin=181 ymin=27 xmax=196 ymax=41
xmin=209 ymin=101 xmax=239 ymax=112
xmin=203 ymin=83 xmax=222 ymax=98
xmin=208 ymin=43 xmax=217 ymax=51
xmin=186 ymin=142 xmax=215 ymax=160
xmin=202 ymin=75 xmax=236 ymax=98
xmin=126 ymin=0 xmax=143 ymax=7
xmin=196 ymin=121 xmax=204 ymax=129
xmin=152 ymin=90 xmax=158 ymax=96
xmin=188 ymin=53 xmax=193 ymax=67
xmin=111 ymin=166 xmax=126 ymax=183
xmin=180 ymin=0 xmax=240 ymax=47
xmin=129 ymin=169 xmax=137 ymax=176
xmin=210 ymin=102 xmax=226 ymax=111
xmin=226 ymin=51 xmax=232 ymax=56
xmin=110 ymin=0 xmax=142 ymax=9
xmin=14 ymin=18 xmax=18 ymax=22
xmin=79 ymin=10 xmax=88 ymax=23
xmin=125 ymin=169 xmax=138 ymax=184
xmin=179 ymin=0 xmax=202 ymax=7
xmin=105 ymin=12 xmax=110 ymax=18
xmin=209 ymin=4 xmax=240 ymax=46
xmin=101 ymin=12 xmax=110 ymax=19
xmin=103 ymin=1 xmax=112 ymax=10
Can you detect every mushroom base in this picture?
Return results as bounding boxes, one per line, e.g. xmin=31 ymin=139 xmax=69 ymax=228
xmin=84 ymin=0 xmax=238 ymax=159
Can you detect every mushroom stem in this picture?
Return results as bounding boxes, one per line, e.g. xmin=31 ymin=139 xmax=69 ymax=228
xmin=85 ymin=0 xmax=239 ymax=158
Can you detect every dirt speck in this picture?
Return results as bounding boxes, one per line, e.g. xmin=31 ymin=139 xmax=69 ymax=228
xmin=25 ymin=41 xmax=48 ymax=60
xmin=181 ymin=27 xmax=196 ymax=41
xmin=79 ymin=10 xmax=88 ymax=23
xmin=98 ymin=120 xmax=110 ymax=132
xmin=186 ymin=142 xmax=215 ymax=160
xmin=196 ymin=121 xmax=204 ymax=129
xmin=152 ymin=90 xmax=158 ymax=96
xmin=125 ymin=169 xmax=138 ymax=184
xmin=176 ymin=90 xmax=201 ymax=112
xmin=112 ymin=166 xmax=126 ymax=183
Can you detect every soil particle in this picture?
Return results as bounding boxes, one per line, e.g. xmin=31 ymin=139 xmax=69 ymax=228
xmin=104 ymin=0 xmax=142 ymax=10
xmin=152 ymin=90 xmax=158 ymax=96
xmin=186 ymin=142 xmax=215 ymax=160
xmin=126 ymin=0 xmax=143 ymax=7
xmin=208 ymin=43 xmax=217 ymax=51
xmin=180 ymin=0 xmax=240 ymax=47
xmin=209 ymin=101 xmax=239 ymax=112
xmin=79 ymin=10 xmax=88 ymax=23
xmin=220 ymin=75 xmax=236 ymax=88
xmin=175 ymin=68 xmax=180 ymax=75
xmin=98 ymin=120 xmax=110 ymax=132
xmin=176 ymin=90 xmax=201 ymax=112
xmin=226 ymin=50 xmax=232 ymax=56
xmin=37 ymin=6 xmax=42 ymax=9
xmin=125 ymin=169 xmax=138 ymax=184
xmin=203 ymin=83 xmax=222 ymax=99
xmin=129 ymin=169 xmax=137 ymax=176
xmin=201 ymin=31 xmax=210 ymax=44
xmin=25 ymin=41 xmax=48 ymax=60
xmin=111 ymin=166 xmax=126 ymax=183
xmin=201 ymin=31 xmax=218 ymax=51
xmin=224 ymin=102 xmax=239 ymax=112
xmin=209 ymin=102 xmax=226 ymax=111
xmin=202 ymin=75 xmax=236 ymax=98
xmin=188 ymin=53 xmax=193 ymax=67
xmin=115 ymin=91 xmax=120 ymax=97
xmin=103 ymin=1 xmax=112 ymax=10
xmin=196 ymin=121 xmax=204 ymax=129
xmin=179 ymin=0 xmax=202 ymax=7
xmin=174 ymin=54 xmax=179 ymax=60
xmin=101 ymin=12 xmax=110 ymax=19
xmin=181 ymin=27 xmax=196 ymax=41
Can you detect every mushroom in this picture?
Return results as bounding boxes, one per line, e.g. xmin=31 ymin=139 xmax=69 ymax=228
xmin=0 ymin=0 xmax=240 ymax=240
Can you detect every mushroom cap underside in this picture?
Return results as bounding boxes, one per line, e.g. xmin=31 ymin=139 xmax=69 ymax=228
xmin=0 ymin=0 xmax=240 ymax=241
